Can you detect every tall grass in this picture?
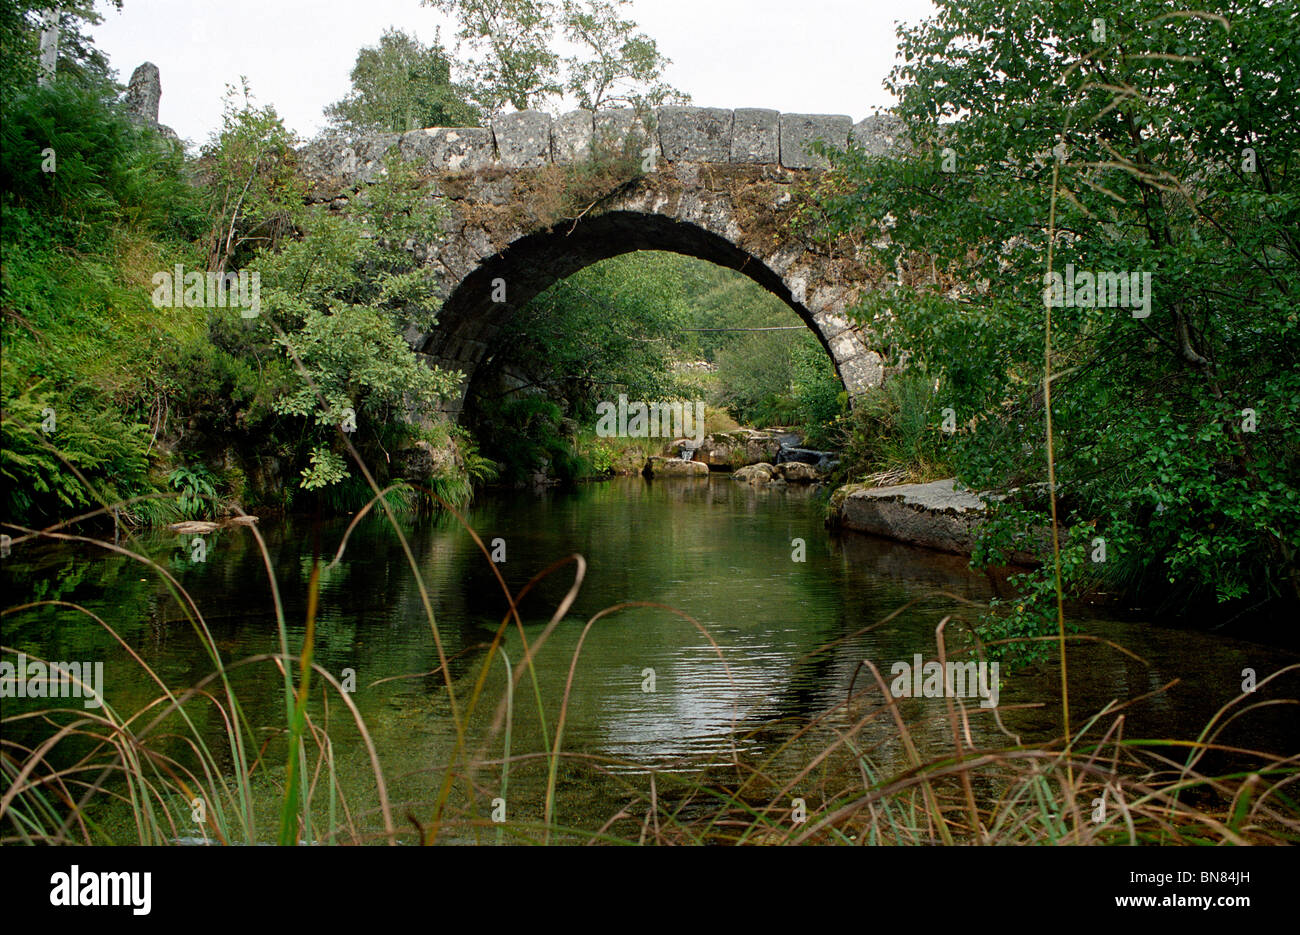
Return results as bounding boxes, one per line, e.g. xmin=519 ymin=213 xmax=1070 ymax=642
xmin=833 ymin=371 xmax=954 ymax=487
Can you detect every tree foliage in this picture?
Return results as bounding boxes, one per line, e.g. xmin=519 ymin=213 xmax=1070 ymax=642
xmin=325 ymin=28 xmax=481 ymax=133
xmin=0 ymin=0 xmax=121 ymax=100
xmin=423 ymin=0 xmax=684 ymax=115
xmin=805 ymin=0 xmax=1299 ymax=655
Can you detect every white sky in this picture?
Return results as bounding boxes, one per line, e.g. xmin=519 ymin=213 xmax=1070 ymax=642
xmin=90 ymin=0 xmax=937 ymax=148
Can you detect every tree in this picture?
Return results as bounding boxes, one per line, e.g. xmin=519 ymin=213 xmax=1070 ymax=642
xmin=254 ymin=152 xmax=461 ymax=491
xmin=198 ymin=81 xmax=302 ymax=273
xmin=804 ymin=0 xmax=1299 ymax=657
xmin=423 ymin=0 xmax=561 ymax=114
xmin=560 ymin=0 xmax=685 ymax=111
xmin=325 ymin=28 xmax=481 ymax=133
xmin=0 ymin=1 xmax=121 ymax=99
xmin=423 ymin=0 xmax=684 ymax=115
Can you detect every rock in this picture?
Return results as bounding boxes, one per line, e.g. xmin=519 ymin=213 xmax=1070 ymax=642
xmin=399 ymin=127 xmax=495 ymax=172
xmin=776 ymin=461 xmax=821 ymax=483
xmin=832 ymin=478 xmax=1045 ymax=563
xmin=395 ymin=439 xmax=461 ymax=480
xmin=492 ymin=110 xmax=552 ymax=168
xmin=780 ymin=113 xmax=852 ymax=169
xmin=126 ymin=62 xmax=161 ymax=126
xmin=837 ymin=352 xmax=886 ymax=397
xmin=644 ymin=456 xmax=709 ymax=478
xmin=169 ymin=521 xmax=218 ymax=534
xmin=609 ymin=448 xmax=650 ymax=475
xmin=553 ymin=110 xmax=593 ymax=164
xmin=657 ymin=106 xmax=733 ymax=162
xmin=695 ymin=430 xmax=782 ymax=470
xmin=851 ymin=114 xmax=910 ymax=156
xmin=731 ymin=108 xmax=780 ymax=164
xmin=734 ymin=462 xmax=776 ymax=484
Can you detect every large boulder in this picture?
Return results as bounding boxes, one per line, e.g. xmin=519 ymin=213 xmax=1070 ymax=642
xmin=831 ymin=478 xmax=1046 ymax=563
xmin=694 ymin=430 xmax=782 ymax=470
xmin=776 ymin=461 xmax=821 ymax=483
xmin=644 ymin=456 xmax=709 ymax=478
xmin=396 ymin=438 xmax=462 ymax=481
xmin=734 ymin=462 xmax=778 ymax=485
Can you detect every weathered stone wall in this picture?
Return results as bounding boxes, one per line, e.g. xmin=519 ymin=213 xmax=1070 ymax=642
xmin=300 ymin=106 xmax=907 ymax=177
xmin=298 ymin=106 xmax=910 ymax=417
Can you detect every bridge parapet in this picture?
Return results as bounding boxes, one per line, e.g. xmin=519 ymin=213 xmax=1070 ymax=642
xmin=299 ymin=107 xmax=908 ymax=185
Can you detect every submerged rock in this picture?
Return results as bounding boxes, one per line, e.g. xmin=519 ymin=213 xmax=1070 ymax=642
xmin=168 ymin=516 xmax=259 ymax=534
xmin=168 ymin=521 xmax=219 ymax=534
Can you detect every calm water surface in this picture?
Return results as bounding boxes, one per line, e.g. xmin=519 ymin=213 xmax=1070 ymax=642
xmin=4 ymin=476 xmax=1296 ymax=839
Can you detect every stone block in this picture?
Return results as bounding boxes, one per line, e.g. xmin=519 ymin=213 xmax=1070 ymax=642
xmin=492 ymin=110 xmax=552 ymax=167
xmin=553 ymin=109 xmax=593 ymax=164
xmin=656 ymin=106 xmax=733 ymax=162
xmin=593 ymin=108 xmax=647 ymax=155
xmin=730 ymin=108 xmax=780 ymax=164
xmin=851 ymin=114 xmax=909 ymax=156
xmin=780 ymin=113 xmax=852 ymax=169
xmin=398 ymin=127 xmax=495 ymax=172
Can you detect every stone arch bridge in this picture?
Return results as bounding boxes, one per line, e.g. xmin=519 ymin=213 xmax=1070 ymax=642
xmin=299 ymin=106 xmax=907 ymax=416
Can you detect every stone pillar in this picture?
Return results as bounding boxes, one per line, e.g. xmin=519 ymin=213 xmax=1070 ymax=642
xmin=126 ymin=62 xmax=161 ymax=126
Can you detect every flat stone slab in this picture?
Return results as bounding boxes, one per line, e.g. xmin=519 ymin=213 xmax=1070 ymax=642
xmin=834 ymin=478 xmax=1045 ymax=563
xmin=836 ymin=479 xmax=988 ymax=555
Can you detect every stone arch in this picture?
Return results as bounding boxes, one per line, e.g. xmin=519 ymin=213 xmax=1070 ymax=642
xmin=298 ymin=105 xmax=908 ymax=418
xmin=424 ymin=208 xmax=866 ymax=417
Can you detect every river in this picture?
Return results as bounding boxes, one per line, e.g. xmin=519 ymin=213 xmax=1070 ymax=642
xmin=3 ymin=476 xmax=1296 ymax=843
